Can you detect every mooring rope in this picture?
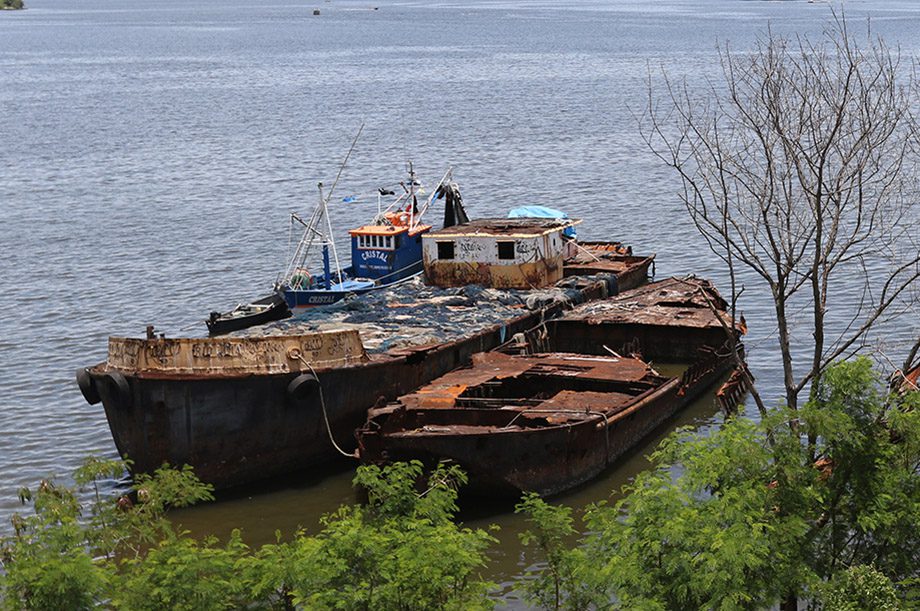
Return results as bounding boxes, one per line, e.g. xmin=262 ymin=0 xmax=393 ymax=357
xmin=294 ymin=354 xmax=359 ymax=459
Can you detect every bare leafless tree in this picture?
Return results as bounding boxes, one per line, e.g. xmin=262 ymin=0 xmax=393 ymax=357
xmin=642 ymin=13 xmax=920 ymax=413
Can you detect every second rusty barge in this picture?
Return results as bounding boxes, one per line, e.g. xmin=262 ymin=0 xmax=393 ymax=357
xmin=356 ymin=276 xmax=744 ymax=497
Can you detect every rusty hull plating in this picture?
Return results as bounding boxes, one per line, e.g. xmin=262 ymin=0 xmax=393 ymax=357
xmin=356 ymin=276 xmax=745 ymax=497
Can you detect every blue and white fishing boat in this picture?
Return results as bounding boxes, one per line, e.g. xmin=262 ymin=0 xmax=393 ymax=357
xmin=277 ymin=162 xmax=468 ymax=310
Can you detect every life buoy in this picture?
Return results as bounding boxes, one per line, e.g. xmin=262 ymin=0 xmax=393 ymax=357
xmin=76 ymin=368 xmax=101 ymax=405
xmin=104 ymin=371 xmax=132 ymax=409
xmin=287 ymin=372 xmax=319 ymax=402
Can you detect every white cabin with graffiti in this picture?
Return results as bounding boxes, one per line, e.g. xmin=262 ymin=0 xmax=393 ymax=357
xmin=422 ymin=218 xmax=580 ymax=289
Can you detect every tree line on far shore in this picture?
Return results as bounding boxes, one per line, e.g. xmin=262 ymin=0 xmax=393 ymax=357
xmin=1 ymin=0 xmax=24 ymax=11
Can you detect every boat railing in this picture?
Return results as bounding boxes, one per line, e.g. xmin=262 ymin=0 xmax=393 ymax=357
xmin=679 ymin=341 xmax=738 ymax=388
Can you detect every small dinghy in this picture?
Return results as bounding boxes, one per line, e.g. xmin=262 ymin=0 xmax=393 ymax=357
xmin=206 ymin=292 xmax=291 ymax=336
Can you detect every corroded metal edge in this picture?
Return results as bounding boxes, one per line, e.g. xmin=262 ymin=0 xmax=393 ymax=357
xmin=106 ymin=329 xmax=368 ymax=376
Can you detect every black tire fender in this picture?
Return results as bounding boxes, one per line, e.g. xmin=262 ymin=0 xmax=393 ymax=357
xmin=76 ymin=368 xmax=101 ymax=405
xmin=287 ymin=372 xmax=319 ymax=402
xmin=104 ymin=371 xmax=132 ymax=409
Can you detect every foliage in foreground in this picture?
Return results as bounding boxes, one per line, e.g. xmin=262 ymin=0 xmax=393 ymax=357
xmin=0 ymin=460 xmax=495 ymax=610
xmin=2 ymin=359 xmax=918 ymax=610
xmin=515 ymin=359 xmax=920 ymax=610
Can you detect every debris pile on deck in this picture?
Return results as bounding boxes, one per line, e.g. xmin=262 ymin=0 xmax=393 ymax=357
xmin=230 ymin=275 xmax=606 ymax=353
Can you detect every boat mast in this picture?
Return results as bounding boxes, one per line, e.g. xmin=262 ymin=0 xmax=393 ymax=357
xmin=280 ymin=185 xmax=327 ymax=286
xmin=407 ymin=160 xmax=417 ymax=229
xmin=319 ymin=123 xmax=364 ymax=285
xmin=279 ymin=123 xmax=364 ymax=288
xmin=318 ymin=181 xmax=344 ymax=287
xmin=415 ymin=166 xmax=453 ymax=221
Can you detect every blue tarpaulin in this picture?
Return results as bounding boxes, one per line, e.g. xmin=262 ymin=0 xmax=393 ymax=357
xmin=507 ymin=205 xmax=577 ymax=238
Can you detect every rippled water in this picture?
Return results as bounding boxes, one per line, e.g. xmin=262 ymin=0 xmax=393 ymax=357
xmin=2 ymin=0 xmax=919 ymax=592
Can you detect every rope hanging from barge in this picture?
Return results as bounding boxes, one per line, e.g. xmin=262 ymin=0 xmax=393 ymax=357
xmin=293 ymin=354 xmax=359 ymax=459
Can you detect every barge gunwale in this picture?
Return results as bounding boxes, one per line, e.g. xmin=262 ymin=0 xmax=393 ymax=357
xmin=88 ymin=303 xmax=567 ymax=381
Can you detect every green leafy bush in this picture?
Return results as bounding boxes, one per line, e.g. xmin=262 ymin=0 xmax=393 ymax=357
xmin=0 ymin=459 xmax=497 ymax=611
xmin=285 ymin=461 xmax=496 ymax=610
xmin=515 ymin=358 xmax=920 ymax=609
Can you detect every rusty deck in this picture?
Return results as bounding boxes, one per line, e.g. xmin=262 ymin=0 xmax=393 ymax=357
xmin=357 ymin=347 xmax=735 ymax=497
xmin=548 ymin=276 xmax=742 ymax=361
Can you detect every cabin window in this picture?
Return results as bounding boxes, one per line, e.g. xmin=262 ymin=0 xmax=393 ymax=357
xmin=497 ymin=241 xmax=515 ymax=260
xmin=437 ymin=241 xmax=455 ymax=260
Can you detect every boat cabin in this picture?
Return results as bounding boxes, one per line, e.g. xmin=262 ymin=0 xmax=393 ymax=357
xmin=349 ymin=212 xmax=431 ymax=282
xmin=422 ymin=217 xmax=580 ymax=289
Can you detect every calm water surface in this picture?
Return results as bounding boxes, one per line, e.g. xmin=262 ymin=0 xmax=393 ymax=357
xmin=2 ymin=0 xmax=919 ymax=595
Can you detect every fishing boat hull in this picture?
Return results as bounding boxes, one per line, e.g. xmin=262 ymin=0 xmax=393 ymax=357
xmin=282 ymin=264 xmax=423 ymax=310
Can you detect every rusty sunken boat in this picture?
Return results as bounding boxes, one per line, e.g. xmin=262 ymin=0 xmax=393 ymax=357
xmin=356 ymin=276 xmax=744 ymax=497
xmin=76 ymin=217 xmax=655 ymax=490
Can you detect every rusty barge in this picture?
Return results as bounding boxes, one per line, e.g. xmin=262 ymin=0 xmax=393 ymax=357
xmin=356 ymin=276 xmax=743 ymax=497
xmin=77 ymin=218 xmax=655 ymax=490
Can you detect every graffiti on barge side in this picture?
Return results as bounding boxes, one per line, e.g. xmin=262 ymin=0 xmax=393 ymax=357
xmin=106 ymin=330 xmax=367 ymax=375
